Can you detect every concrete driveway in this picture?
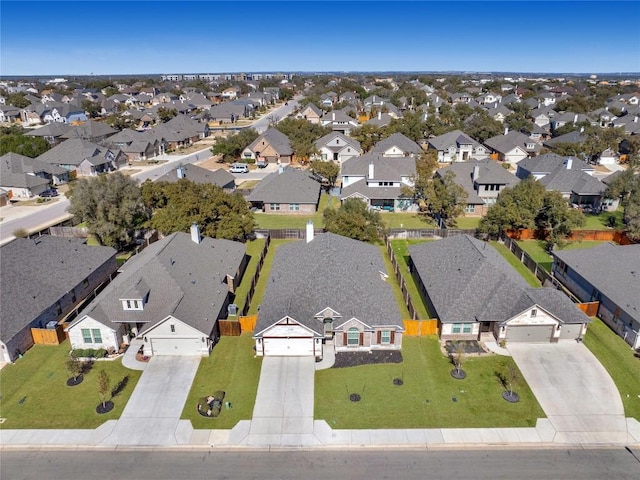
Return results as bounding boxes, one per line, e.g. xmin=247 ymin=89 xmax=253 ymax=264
xmin=246 ymin=356 xmax=318 ymax=446
xmin=102 ymin=356 xmax=200 ymax=446
xmin=508 ymin=342 xmax=627 ymax=443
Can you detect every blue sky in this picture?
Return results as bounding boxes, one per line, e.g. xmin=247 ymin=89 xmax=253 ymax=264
xmin=1 ymin=1 xmax=639 ymax=75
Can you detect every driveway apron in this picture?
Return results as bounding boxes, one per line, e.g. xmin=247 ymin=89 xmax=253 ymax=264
xmin=247 ymin=356 xmax=317 ymax=446
xmin=508 ymin=342 xmax=627 ymax=444
xmin=101 ymin=356 xmax=200 ymax=446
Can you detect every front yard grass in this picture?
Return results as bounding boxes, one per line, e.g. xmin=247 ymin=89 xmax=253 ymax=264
xmin=389 ymin=240 xmax=432 ymax=319
xmin=0 ymin=342 xmax=141 ymax=429
xmin=231 ymin=239 xmax=266 ymax=315
xmin=182 ymin=334 xmax=262 ymax=429
xmin=490 ymin=241 xmax=541 ymax=287
xmin=517 ymin=240 xmax=610 ymax=273
xmin=315 ymin=336 xmax=544 ymax=429
xmin=583 ymin=318 xmax=640 ymax=421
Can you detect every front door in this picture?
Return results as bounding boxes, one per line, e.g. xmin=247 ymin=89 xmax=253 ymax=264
xmin=323 ymin=318 xmax=334 ymax=338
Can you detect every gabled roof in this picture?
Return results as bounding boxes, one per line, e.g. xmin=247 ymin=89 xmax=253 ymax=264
xmin=254 ymin=233 xmax=403 ymax=336
xmin=60 ymin=120 xmax=117 ymax=140
xmin=1 ymin=151 xmax=66 ymax=177
xmin=0 ymin=153 xmax=51 ymax=189
xmin=300 ymin=103 xmax=322 ymax=117
xmin=436 ymin=159 xmax=519 ymax=203
xmin=372 ymin=132 xmax=422 ymax=155
xmin=36 ymin=138 xmax=119 ymax=167
xmin=247 ymin=128 xmax=293 ymax=156
xmin=543 ymin=130 xmax=588 ymax=147
xmin=78 ymin=233 xmax=246 ymax=335
xmin=315 ymin=131 xmax=361 ymax=152
xmin=1 ymin=236 xmax=116 ymax=344
xmin=517 ymin=153 xmax=592 ymax=176
xmin=428 ymin=129 xmax=482 ymax=151
xmin=552 ymin=243 xmax=640 ymax=324
xmin=409 ymin=235 xmax=589 ymax=325
xmin=155 ymin=164 xmax=235 ymax=188
xmin=484 ymin=130 xmax=542 ymax=155
xmin=24 ymin=122 xmax=72 ymax=138
xmin=341 ymin=152 xmax=416 ymax=180
xmin=248 ymin=168 xmax=321 ymax=204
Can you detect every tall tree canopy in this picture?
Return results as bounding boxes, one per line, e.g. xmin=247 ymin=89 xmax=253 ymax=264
xmin=0 ymin=125 xmax=50 ymax=157
xmin=323 ymin=198 xmax=385 ymax=242
xmin=309 ymin=160 xmax=340 ymax=190
xmin=68 ymin=172 xmax=149 ymax=249
xmin=141 ymin=179 xmax=255 ymax=241
xmin=274 ymin=118 xmax=330 ymax=163
xmin=605 ymin=158 xmax=640 ymax=240
xmin=211 ymin=128 xmax=259 ymax=162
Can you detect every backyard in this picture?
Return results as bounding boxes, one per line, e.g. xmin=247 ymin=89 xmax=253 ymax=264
xmin=315 ymin=336 xmax=544 ymax=429
xmin=231 ymin=239 xmax=266 ymax=315
xmin=389 ymin=239 xmax=433 ymax=319
xmin=0 ymin=342 xmax=141 ymax=429
xmin=584 ymin=318 xmax=640 ymax=421
xmin=181 ymin=334 xmax=262 ymax=429
xmin=516 ymin=239 xmax=610 ymax=272
xmin=491 ymin=241 xmax=541 ymax=287
xmin=246 ymin=239 xmax=295 ymax=315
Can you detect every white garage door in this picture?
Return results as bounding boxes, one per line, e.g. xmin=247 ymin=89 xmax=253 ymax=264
xmin=150 ymin=337 xmax=202 ymax=356
xmin=559 ymin=323 xmax=582 ymax=340
xmin=263 ymin=337 xmax=314 ymax=356
xmin=506 ymin=325 xmax=554 ymax=343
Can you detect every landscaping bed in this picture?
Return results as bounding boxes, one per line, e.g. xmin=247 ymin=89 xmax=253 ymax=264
xmin=333 ymin=350 xmax=403 ymax=368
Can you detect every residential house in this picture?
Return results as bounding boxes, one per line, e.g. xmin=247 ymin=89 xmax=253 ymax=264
xmin=60 ymin=119 xmax=117 ymax=143
xmin=105 ymin=129 xmax=159 ymax=161
xmin=209 ymin=102 xmax=249 ymax=124
xmin=372 ymin=132 xmax=422 ymax=158
xmin=528 ymin=107 xmax=556 ymax=127
xmin=543 ymin=130 xmax=588 ymax=150
xmin=242 ymin=127 xmax=294 ymax=164
xmin=552 ymin=243 xmax=640 ymax=349
xmin=516 ymin=154 xmax=608 ymax=209
xmin=314 ymin=132 xmax=362 ymax=165
xmin=253 ymin=230 xmax=404 ymax=358
xmin=365 ymin=112 xmax=394 ymax=127
xmin=155 ymin=164 xmax=236 ymax=192
xmin=320 ymin=111 xmax=359 ymax=135
xmin=297 ymin=103 xmax=323 ymax=124
xmin=1 ymin=236 xmax=117 ymax=363
xmin=0 ymin=152 xmax=69 ymax=197
xmin=0 ymin=105 xmax=21 ymax=123
xmin=66 ymin=229 xmax=248 ymax=357
xmin=409 ymin=235 xmax=590 ymax=343
xmin=485 ymin=104 xmax=513 ymax=123
xmin=550 ymin=113 xmax=594 ymax=132
xmin=247 ymin=167 xmax=321 ymax=213
xmin=484 ymin=130 xmax=542 ymax=166
xmin=150 ymin=114 xmax=209 ymax=151
xmin=597 ymin=148 xmax=618 ymax=166
xmin=436 ymin=159 xmax=519 ymax=217
xmin=37 ymin=138 xmax=126 ymax=176
xmin=340 ymin=153 xmax=416 ymax=211
xmin=427 ymin=129 xmax=489 ymax=163
xmin=24 ymin=122 xmax=72 ymax=145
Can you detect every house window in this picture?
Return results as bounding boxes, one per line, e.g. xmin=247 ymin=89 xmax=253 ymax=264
xmin=531 ymin=309 xmax=537 ymax=317
xmin=270 ymin=203 xmax=280 ymax=211
xmin=170 ymin=324 xmax=176 ymax=333
xmin=123 ymin=299 xmax=144 ymax=311
xmin=464 ymin=205 xmax=476 ymax=213
xmin=463 ymin=324 xmax=472 ymax=334
xmin=289 ymin=203 xmax=300 ymax=211
xmin=347 ymin=327 xmax=360 ymax=346
xmin=452 ymin=323 xmax=461 ymax=334
xmin=82 ymin=329 xmax=93 ymax=343
xmin=381 ymin=330 xmax=391 ymax=344
xmin=92 ymin=329 xmax=102 ymax=343
xmin=321 ymin=154 xmax=327 ymax=160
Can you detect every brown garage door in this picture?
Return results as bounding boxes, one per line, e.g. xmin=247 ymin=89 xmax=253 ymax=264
xmin=506 ymin=325 xmax=554 ymax=343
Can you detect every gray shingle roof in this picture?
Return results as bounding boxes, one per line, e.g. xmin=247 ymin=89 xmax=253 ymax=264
xmin=484 ymin=130 xmax=541 ymax=155
xmin=543 ymin=131 xmax=587 ymax=147
xmin=255 ymin=233 xmax=403 ymax=336
xmin=76 ymin=233 xmax=246 ymax=335
xmin=247 ymin=128 xmax=293 ymax=156
xmin=517 ymin=154 xmax=604 ymax=195
xmin=155 ymin=164 xmax=235 ymax=189
xmin=372 ymin=132 xmax=422 ymax=155
xmin=436 ymin=159 xmax=519 ymax=203
xmin=340 ymin=153 xmax=416 ymax=180
xmin=24 ymin=122 xmax=72 ymax=138
xmin=409 ymin=235 xmax=589 ymax=325
xmin=36 ymin=138 xmax=118 ymax=167
xmin=61 ymin=120 xmax=117 ymax=140
xmin=315 ymin=132 xmax=361 ymax=152
xmin=0 ymin=152 xmax=58 ymax=188
xmin=552 ymin=243 xmax=640 ymax=324
xmin=0 ymin=236 xmax=116 ymax=344
xmin=428 ymin=129 xmax=482 ymax=151
xmin=248 ymin=168 xmax=321 ymax=204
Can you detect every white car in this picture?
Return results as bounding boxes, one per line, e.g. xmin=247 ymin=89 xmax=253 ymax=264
xmin=230 ymin=163 xmax=249 ymax=173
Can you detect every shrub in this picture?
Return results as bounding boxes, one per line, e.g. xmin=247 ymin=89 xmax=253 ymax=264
xmin=95 ymin=348 xmax=107 ymax=359
xmin=213 ymin=390 xmax=226 ymax=401
xmin=13 ymin=228 xmax=29 ymax=238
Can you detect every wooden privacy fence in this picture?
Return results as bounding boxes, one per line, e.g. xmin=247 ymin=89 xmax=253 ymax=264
xmin=385 ymin=236 xmax=420 ymax=320
xmin=240 ymin=235 xmax=271 ymax=316
xmin=239 ymin=315 xmax=257 ymax=332
xmin=506 ymin=228 xmax=635 ymax=244
xmin=403 ymin=319 xmax=438 ymax=336
xmin=218 ymin=320 xmax=241 ymax=336
xmin=31 ymin=325 xmax=65 ymax=345
xmin=578 ymin=302 xmax=599 ymax=317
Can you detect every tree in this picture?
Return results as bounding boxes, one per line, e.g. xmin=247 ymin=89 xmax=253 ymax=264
xmin=211 ymin=129 xmax=259 ymax=162
xmin=387 ymin=111 xmax=427 ymax=142
xmin=97 ymin=370 xmax=111 ymax=408
xmin=504 ymin=103 xmax=533 ymax=134
xmin=605 ymin=159 xmax=640 ymax=240
xmin=323 ymin=198 xmax=385 ymax=242
xmin=68 ymin=172 xmax=149 ymax=249
xmin=6 ymin=92 xmax=30 ymax=108
xmin=402 ymin=150 xmax=438 ymax=203
xmin=157 ymin=106 xmax=177 ymax=123
xmin=0 ymin=127 xmax=50 ymax=157
xmin=424 ymin=171 xmax=468 ymax=227
xmin=536 ymin=191 xmax=585 ymax=250
xmin=141 ymin=180 xmax=255 ymax=241
xmin=464 ymin=111 xmax=503 ymax=143
xmin=350 ymin=124 xmax=387 ymax=152
xmin=309 ymin=160 xmax=340 ymax=190
xmin=65 ymin=357 xmax=83 ymax=382
xmin=275 ymin=118 xmax=330 ymax=163
xmin=81 ymin=99 xmax=102 ymax=118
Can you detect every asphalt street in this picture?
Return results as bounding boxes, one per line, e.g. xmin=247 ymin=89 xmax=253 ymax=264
xmin=2 ymin=448 xmax=639 ymax=480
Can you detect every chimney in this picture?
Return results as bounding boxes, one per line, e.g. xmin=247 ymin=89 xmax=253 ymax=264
xmin=177 ymin=165 xmax=184 ymax=179
xmin=472 ymin=164 xmax=480 ymax=182
xmin=634 ymin=116 xmax=638 ymax=123
xmin=573 ymin=114 xmax=578 ymax=124
xmin=580 ymin=126 xmax=584 ymax=133
xmin=378 ymin=111 xmax=381 ymax=120
xmin=190 ymin=223 xmax=201 ymax=244
xmin=504 ymin=127 xmax=509 ymax=135
xmin=332 ymin=112 xmax=335 ymax=121
xmin=306 ymin=220 xmax=314 ymax=243
xmin=566 ymin=158 xmax=573 ymax=170
xmin=368 ymin=161 xmax=374 ymax=179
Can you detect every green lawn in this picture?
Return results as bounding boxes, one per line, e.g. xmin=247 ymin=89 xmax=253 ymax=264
xmin=378 ymin=246 xmax=410 ymax=319
xmin=490 ymin=241 xmax=541 ymax=287
xmin=582 ymin=209 xmax=624 ymax=230
xmin=253 ymin=193 xmax=339 ymax=229
xmin=453 ymin=216 xmax=482 ymax=230
xmin=517 ymin=240 xmax=610 ymax=273
xmin=315 ymin=336 xmax=545 ymax=429
xmin=181 ymin=334 xmax=262 ymax=429
xmin=0 ymin=342 xmax=142 ymax=429
xmin=247 ymin=239 xmax=295 ymax=315
xmin=382 ymin=213 xmax=436 ymax=229
xmin=583 ymin=318 xmax=640 ymax=421
xmin=232 ymin=239 xmax=266 ymax=315
xmin=389 ymin=240 xmax=433 ymax=319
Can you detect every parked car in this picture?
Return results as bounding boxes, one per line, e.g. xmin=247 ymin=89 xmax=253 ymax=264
xmin=256 ymin=160 xmax=268 ymax=168
xmin=230 ymin=163 xmax=249 ymax=173
xmin=40 ymin=189 xmax=59 ymax=198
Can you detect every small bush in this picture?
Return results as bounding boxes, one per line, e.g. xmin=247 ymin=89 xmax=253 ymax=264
xmin=95 ymin=349 xmax=107 ymax=359
xmin=213 ymin=390 xmax=226 ymax=401
xmin=13 ymin=228 xmax=29 ymax=238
